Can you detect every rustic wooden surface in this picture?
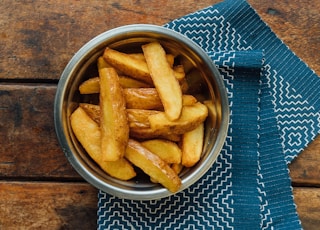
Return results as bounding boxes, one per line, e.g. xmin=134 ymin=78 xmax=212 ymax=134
xmin=0 ymin=0 xmax=319 ymax=229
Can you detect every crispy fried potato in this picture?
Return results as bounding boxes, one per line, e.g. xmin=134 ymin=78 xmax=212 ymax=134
xmin=127 ymin=109 xmax=160 ymax=128
xmin=70 ymin=107 xmax=136 ymax=180
xmin=79 ymin=103 xmax=100 ymax=124
xmin=125 ymin=139 xmax=181 ymax=193
xmin=148 ymin=102 xmax=208 ymax=135
xmin=97 ymin=56 xmax=113 ymax=69
xmin=181 ymin=122 xmax=204 ymax=167
xmin=142 ymin=42 xmax=183 ymax=121
xmin=127 ymin=109 xmax=182 ymax=141
xmin=166 ymin=54 xmax=175 ymax=67
xmin=119 ymin=76 xmax=151 ymax=88
xmin=124 ymin=88 xmax=163 ymax=110
xmin=171 ymin=163 xmax=184 ymax=175
xmin=79 ymin=76 xmax=151 ymax=94
xmin=173 ymin=65 xmax=185 ymax=81
xmin=141 ymin=139 xmax=181 ymax=164
xmin=99 ymin=67 xmax=129 ymax=161
xmin=182 ymin=95 xmax=197 ymax=106
xmin=103 ymin=48 xmax=153 ymax=84
xmin=128 ymin=53 xmax=175 ymax=67
xmin=203 ymin=100 xmax=217 ymax=128
xmin=129 ymin=127 xmax=181 ymax=142
xmin=79 ymin=77 xmax=100 ymax=94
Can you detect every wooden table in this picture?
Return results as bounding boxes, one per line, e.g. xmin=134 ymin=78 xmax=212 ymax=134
xmin=0 ymin=0 xmax=319 ymax=229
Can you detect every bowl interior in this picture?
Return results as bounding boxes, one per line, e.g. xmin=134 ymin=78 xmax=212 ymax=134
xmin=55 ymin=25 xmax=229 ymax=200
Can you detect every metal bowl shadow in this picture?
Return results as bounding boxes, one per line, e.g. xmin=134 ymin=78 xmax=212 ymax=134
xmin=54 ymin=24 xmax=229 ymax=200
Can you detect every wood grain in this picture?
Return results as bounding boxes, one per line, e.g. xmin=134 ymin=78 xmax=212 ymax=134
xmin=0 ymin=0 xmax=220 ymax=81
xmin=0 ymin=84 xmax=79 ymax=180
xmin=293 ymin=188 xmax=320 ymax=230
xmin=289 ymin=139 xmax=320 ymax=186
xmin=0 ymin=182 xmax=98 ymax=229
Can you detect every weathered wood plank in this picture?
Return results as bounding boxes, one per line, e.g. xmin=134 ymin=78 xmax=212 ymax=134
xmin=0 ymin=182 xmax=98 ymax=229
xmin=289 ymin=139 xmax=320 ymax=187
xmin=293 ymin=187 xmax=320 ymax=230
xmin=0 ymin=0 xmax=220 ymax=80
xmin=0 ymin=84 xmax=79 ymax=180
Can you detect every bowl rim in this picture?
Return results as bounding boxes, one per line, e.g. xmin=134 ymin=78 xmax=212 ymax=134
xmin=54 ymin=24 xmax=229 ymax=200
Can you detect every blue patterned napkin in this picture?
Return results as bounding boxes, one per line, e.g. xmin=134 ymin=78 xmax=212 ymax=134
xmin=98 ymin=0 xmax=320 ymax=229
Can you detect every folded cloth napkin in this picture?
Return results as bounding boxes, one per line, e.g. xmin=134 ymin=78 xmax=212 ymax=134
xmin=98 ymin=0 xmax=320 ymax=229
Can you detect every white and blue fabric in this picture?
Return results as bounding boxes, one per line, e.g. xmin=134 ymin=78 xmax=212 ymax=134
xmin=98 ymin=0 xmax=320 ymax=229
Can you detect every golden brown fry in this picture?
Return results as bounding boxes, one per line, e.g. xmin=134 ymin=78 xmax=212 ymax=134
xmin=142 ymin=42 xmax=183 ymax=121
xmin=127 ymin=109 xmax=181 ymax=141
xmin=173 ymin=65 xmax=185 ymax=81
xmin=99 ymin=67 xmax=129 ymax=161
xmin=203 ymin=100 xmax=217 ymax=129
xmin=125 ymin=139 xmax=181 ymax=193
xmin=128 ymin=53 xmax=175 ymax=67
xmin=79 ymin=103 xmax=100 ymax=124
xmin=182 ymin=95 xmax=197 ymax=106
xmin=171 ymin=163 xmax=184 ymax=175
xmin=103 ymin=48 xmax=153 ymax=84
xmin=70 ymin=107 xmax=136 ymax=180
xmin=79 ymin=76 xmax=151 ymax=94
xmin=148 ymin=102 xmax=208 ymax=135
xmin=181 ymin=122 xmax=204 ymax=167
xmin=127 ymin=109 xmax=160 ymax=128
xmin=98 ymin=56 xmax=113 ymax=69
xmin=119 ymin=76 xmax=151 ymax=88
xmin=166 ymin=54 xmax=175 ymax=67
xmin=124 ymin=88 xmax=163 ymax=110
xmin=79 ymin=77 xmax=100 ymax=94
xmin=129 ymin=127 xmax=181 ymax=142
xmin=141 ymin=139 xmax=182 ymax=164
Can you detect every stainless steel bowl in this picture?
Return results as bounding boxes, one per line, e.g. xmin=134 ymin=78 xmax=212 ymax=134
xmin=54 ymin=24 xmax=229 ymax=200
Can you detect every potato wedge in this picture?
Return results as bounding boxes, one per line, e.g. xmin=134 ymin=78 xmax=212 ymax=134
xmin=97 ymin=56 xmax=113 ymax=69
xmin=141 ymin=139 xmax=182 ymax=164
xmin=119 ymin=76 xmax=151 ymax=88
xmin=103 ymin=48 xmax=153 ymax=84
xmin=70 ymin=107 xmax=136 ymax=180
xmin=128 ymin=53 xmax=175 ymax=67
xmin=182 ymin=95 xmax=197 ymax=106
xmin=142 ymin=42 xmax=183 ymax=121
xmin=171 ymin=163 xmax=184 ymax=175
xmin=79 ymin=103 xmax=100 ymax=124
xmin=181 ymin=122 xmax=204 ymax=167
xmin=203 ymin=100 xmax=217 ymax=129
xmin=99 ymin=67 xmax=129 ymax=161
xmin=79 ymin=104 xmax=180 ymax=141
xmin=129 ymin=127 xmax=181 ymax=142
xmin=124 ymin=88 xmax=163 ymax=110
xmin=173 ymin=65 xmax=185 ymax=81
xmin=125 ymin=139 xmax=181 ymax=193
xmin=127 ymin=109 xmax=181 ymax=141
xmin=79 ymin=76 xmax=151 ymax=94
xmin=148 ymin=102 xmax=208 ymax=135
xmin=127 ymin=109 xmax=160 ymax=128
xmin=79 ymin=77 xmax=100 ymax=94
